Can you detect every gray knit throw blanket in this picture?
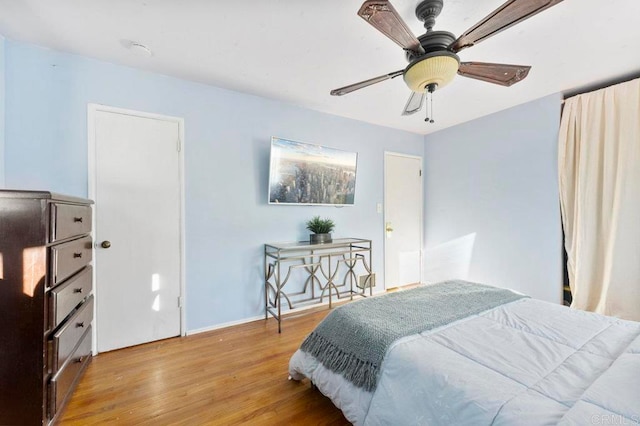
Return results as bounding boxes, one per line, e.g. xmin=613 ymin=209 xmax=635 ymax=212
xmin=300 ymin=280 xmax=526 ymax=392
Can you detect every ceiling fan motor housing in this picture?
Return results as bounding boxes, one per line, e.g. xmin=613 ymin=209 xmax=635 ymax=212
xmin=406 ymin=30 xmax=456 ymax=62
xmin=404 ymin=30 xmax=459 ymax=93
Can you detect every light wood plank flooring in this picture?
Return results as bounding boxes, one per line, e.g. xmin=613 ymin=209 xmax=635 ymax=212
xmin=60 ymin=310 xmax=349 ymax=425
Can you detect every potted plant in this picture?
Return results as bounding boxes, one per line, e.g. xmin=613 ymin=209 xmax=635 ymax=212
xmin=306 ymin=216 xmax=335 ymax=244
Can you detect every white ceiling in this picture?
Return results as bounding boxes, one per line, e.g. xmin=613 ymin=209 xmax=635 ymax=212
xmin=0 ymin=0 xmax=639 ymax=135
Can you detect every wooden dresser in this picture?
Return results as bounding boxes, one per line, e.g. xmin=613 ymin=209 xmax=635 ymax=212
xmin=0 ymin=190 xmax=94 ymax=425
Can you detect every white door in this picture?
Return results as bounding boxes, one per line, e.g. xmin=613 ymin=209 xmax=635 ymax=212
xmin=384 ymin=152 xmax=423 ymax=289
xmin=90 ymin=106 xmax=183 ymax=353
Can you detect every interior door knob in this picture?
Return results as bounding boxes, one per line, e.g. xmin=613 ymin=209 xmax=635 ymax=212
xmin=101 ymin=240 xmax=111 ymax=249
xmin=386 ymin=222 xmax=394 ymax=239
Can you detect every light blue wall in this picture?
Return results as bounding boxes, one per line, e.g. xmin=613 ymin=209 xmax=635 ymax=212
xmin=0 ymin=35 xmax=5 ymax=186
xmin=3 ymin=40 xmax=424 ymax=331
xmin=423 ymin=94 xmax=563 ymax=303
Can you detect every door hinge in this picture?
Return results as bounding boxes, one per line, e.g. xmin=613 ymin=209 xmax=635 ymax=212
xmin=419 ymin=169 xmax=422 ymax=177
xmin=178 ymin=296 xmax=183 ymax=308
xmin=176 ymin=139 xmax=182 ymax=152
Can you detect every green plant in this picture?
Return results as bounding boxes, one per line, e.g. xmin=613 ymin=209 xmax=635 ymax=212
xmin=306 ymin=216 xmax=335 ymax=234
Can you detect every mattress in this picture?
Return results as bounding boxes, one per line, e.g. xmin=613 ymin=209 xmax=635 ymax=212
xmin=289 ymin=297 xmax=640 ymax=425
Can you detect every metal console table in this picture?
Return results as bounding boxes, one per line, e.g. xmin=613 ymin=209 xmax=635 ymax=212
xmin=264 ymin=238 xmax=374 ymax=332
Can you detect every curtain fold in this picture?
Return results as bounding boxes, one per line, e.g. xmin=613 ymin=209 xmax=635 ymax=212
xmin=558 ymin=78 xmax=640 ymax=321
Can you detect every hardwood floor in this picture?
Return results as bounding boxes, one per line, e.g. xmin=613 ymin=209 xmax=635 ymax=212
xmin=60 ymin=310 xmax=349 ymax=425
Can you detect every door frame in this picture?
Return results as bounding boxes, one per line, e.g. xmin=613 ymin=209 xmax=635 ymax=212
xmin=87 ymin=103 xmax=187 ymax=354
xmin=383 ymin=151 xmax=424 ymax=290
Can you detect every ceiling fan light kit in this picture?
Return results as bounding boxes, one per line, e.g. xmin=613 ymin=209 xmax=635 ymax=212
xmin=404 ymin=51 xmax=459 ymax=93
xmin=332 ymin=0 xmax=565 ymax=121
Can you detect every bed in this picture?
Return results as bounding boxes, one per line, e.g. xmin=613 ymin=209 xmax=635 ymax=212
xmin=288 ymin=280 xmax=640 ymax=425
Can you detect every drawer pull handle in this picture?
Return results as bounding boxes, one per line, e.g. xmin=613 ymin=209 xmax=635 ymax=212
xmin=73 ymin=288 xmax=83 ymax=294
xmin=73 ymin=252 xmax=82 ymax=258
xmin=76 ymin=322 xmax=85 ymax=328
xmin=74 ymin=217 xmax=84 ymax=223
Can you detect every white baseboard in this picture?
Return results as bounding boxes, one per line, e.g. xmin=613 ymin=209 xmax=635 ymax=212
xmin=186 ymin=289 xmax=389 ymax=336
xmin=186 ymin=314 xmax=265 ymax=336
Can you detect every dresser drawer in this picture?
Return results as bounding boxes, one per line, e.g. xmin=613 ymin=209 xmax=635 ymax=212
xmin=51 ymin=235 xmax=93 ymax=285
xmin=49 ymin=327 xmax=92 ymax=418
xmin=50 ymin=266 xmax=92 ymax=329
xmin=50 ymin=203 xmax=92 ymax=242
xmin=50 ymin=296 xmax=93 ymax=372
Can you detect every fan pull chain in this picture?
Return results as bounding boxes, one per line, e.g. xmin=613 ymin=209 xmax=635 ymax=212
xmin=424 ymin=90 xmax=435 ymax=124
xmin=430 ymin=91 xmax=435 ymax=124
xmin=425 ymin=91 xmax=430 ymax=122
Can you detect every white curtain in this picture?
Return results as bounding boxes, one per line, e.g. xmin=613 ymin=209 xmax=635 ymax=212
xmin=558 ymin=78 xmax=640 ymax=321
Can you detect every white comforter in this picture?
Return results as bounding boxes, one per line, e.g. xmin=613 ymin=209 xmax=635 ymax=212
xmin=289 ymin=298 xmax=640 ymax=425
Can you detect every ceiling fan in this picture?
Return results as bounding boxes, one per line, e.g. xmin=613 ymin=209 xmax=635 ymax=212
xmin=331 ymin=0 xmax=564 ymax=122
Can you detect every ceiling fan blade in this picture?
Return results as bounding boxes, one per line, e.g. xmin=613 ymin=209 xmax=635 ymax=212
xmin=358 ymin=0 xmax=423 ymax=53
xmin=458 ymin=62 xmax=531 ymax=86
xmin=450 ymin=0 xmax=565 ymax=52
xmin=330 ymin=70 xmax=404 ymax=96
xmin=401 ymin=91 xmax=425 ymax=116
